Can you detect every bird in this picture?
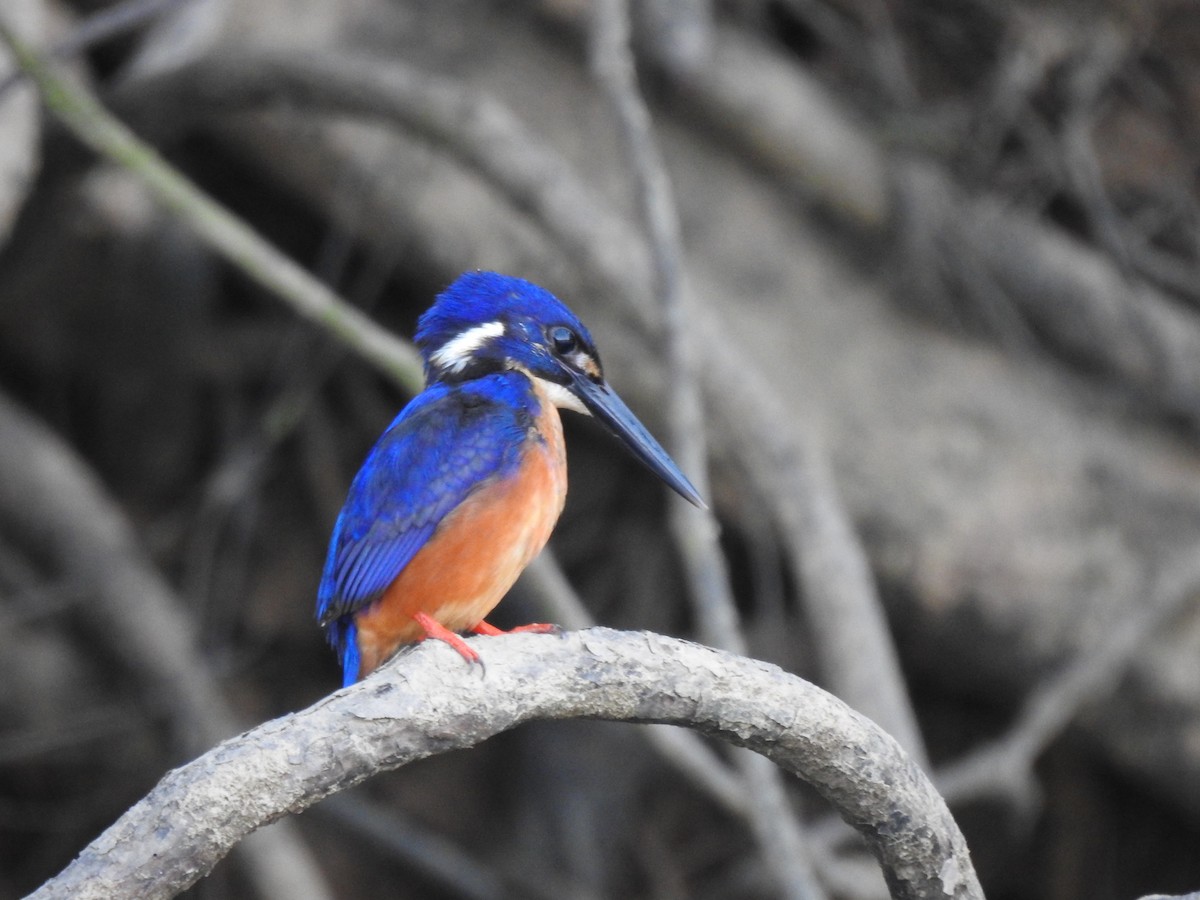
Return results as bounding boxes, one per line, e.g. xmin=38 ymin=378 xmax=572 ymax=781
xmin=316 ymin=271 xmax=705 ymax=685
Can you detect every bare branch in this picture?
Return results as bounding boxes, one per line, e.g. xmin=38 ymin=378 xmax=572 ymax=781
xmin=30 ymin=628 xmax=982 ymax=900
xmin=589 ymin=0 xmax=730 ymax=647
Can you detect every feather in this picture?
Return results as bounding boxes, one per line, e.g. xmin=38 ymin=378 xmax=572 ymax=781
xmin=316 ymin=373 xmax=539 ymax=630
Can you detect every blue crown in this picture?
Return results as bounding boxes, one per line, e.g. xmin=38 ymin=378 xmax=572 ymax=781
xmin=416 ymin=272 xmax=595 ymax=374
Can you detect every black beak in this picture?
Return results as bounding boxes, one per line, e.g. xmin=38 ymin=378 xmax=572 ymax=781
xmin=568 ymin=372 xmax=706 ymax=509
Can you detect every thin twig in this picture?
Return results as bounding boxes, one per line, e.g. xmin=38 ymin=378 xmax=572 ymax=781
xmin=937 ymin=554 xmax=1200 ymax=809
xmin=588 ymin=0 xmax=733 ymax=669
xmin=0 ymin=0 xmax=193 ymax=98
xmin=587 ymin=7 xmax=928 ymax=771
xmin=186 ymin=219 xmax=401 ymax=636
xmin=589 ymin=6 xmax=824 ymax=899
xmin=315 ymin=794 xmax=508 ymax=900
xmin=0 ymin=391 xmax=334 ymax=900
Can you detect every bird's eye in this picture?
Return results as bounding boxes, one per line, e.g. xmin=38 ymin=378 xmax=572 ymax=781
xmin=549 ymin=326 xmax=578 ymax=355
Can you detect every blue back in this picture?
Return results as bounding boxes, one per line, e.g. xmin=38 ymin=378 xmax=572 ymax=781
xmin=318 ymin=271 xmax=606 ymax=684
xmin=317 ymin=372 xmax=544 ymax=669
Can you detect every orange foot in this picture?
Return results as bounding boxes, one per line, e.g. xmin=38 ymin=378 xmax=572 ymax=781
xmin=471 ymin=620 xmax=560 ymax=637
xmin=413 ymin=611 xmax=482 ymax=664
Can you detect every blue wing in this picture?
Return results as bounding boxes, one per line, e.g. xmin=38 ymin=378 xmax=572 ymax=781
xmin=316 ymin=374 xmax=537 ymax=635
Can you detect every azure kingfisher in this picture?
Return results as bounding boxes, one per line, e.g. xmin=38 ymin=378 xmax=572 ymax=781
xmin=317 ymin=271 xmax=705 ymax=685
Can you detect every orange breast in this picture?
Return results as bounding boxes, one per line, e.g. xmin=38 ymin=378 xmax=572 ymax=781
xmin=353 ymin=383 xmax=568 ymax=677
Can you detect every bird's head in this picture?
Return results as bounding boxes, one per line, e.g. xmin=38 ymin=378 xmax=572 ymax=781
xmin=416 ymin=271 xmax=705 ymax=508
xmin=417 ymin=271 xmax=601 ymax=399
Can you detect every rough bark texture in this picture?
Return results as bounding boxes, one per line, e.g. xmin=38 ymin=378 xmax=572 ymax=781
xmin=30 ymin=629 xmax=980 ymax=900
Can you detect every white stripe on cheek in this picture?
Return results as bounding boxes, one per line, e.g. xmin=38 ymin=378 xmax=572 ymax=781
xmin=534 ymin=377 xmax=590 ymax=415
xmin=429 ymin=321 xmax=506 ymax=372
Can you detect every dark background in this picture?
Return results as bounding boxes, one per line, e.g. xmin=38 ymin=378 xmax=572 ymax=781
xmin=3 ymin=1 xmax=1200 ymax=898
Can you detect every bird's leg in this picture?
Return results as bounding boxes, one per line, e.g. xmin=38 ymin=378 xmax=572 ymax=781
xmin=412 ymin=611 xmax=482 ymax=664
xmin=471 ymin=620 xmax=560 ymax=636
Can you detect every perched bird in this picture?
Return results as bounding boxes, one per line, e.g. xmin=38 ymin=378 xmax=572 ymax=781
xmin=317 ymin=271 xmax=704 ymax=685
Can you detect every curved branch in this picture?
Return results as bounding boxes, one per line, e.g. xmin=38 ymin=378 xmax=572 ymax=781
xmin=31 ymin=628 xmax=980 ymax=900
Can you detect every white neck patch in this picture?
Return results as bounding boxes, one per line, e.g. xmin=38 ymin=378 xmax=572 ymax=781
xmin=429 ymin=321 xmax=505 ymax=373
xmin=534 ymin=376 xmax=590 ymax=415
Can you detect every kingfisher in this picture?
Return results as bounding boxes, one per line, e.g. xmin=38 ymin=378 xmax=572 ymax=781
xmin=317 ymin=271 xmax=705 ymax=685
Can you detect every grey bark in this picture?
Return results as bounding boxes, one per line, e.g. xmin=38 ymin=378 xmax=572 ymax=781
xmin=30 ymin=628 xmax=982 ymax=900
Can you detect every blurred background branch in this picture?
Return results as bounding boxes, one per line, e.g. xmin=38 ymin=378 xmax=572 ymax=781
xmin=4 ymin=0 xmax=1200 ymax=898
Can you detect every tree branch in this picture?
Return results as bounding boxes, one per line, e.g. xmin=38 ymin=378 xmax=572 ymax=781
xmin=31 ymin=628 xmax=981 ymax=900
